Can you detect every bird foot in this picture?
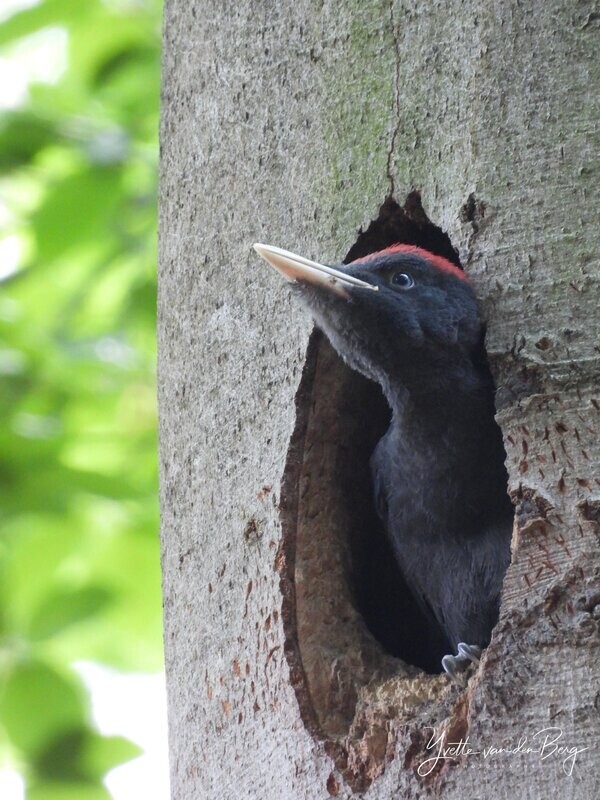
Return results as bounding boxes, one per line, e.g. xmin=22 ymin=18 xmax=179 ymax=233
xmin=442 ymin=642 xmax=482 ymax=685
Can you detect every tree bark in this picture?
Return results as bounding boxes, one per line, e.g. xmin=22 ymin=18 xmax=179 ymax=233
xmin=158 ymin=1 xmax=599 ymax=798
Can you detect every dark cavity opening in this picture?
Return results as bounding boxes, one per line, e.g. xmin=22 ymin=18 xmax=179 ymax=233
xmin=342 ymin=194 xmax=463 ymax=673
xmin=278 ymin=194 xmax=465 ymax=758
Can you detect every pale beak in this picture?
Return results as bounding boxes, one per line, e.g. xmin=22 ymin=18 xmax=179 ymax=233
xmin=253 ymin=243 xmax=378 ymax=298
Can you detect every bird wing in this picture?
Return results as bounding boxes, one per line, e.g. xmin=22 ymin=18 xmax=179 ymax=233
xmin=371 ymin=444 xmax=452 ymax=663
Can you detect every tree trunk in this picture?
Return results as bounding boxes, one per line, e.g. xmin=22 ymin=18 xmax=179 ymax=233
xmin=158 ymin=1 xmax=599 ymax=798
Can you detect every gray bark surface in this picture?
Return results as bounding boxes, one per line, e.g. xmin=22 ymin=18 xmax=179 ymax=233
xmin=158 ymin=1 xmax=599 ymax=798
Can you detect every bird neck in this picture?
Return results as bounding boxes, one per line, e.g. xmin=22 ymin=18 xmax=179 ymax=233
xmin=381 ymin=353 xmax=496 ymax=440
xmin=376 ymin=350 xmax=511 ymax=530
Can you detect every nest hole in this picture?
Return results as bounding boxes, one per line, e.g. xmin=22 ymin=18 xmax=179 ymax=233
xmin=278 ymin=194 xmax=465 ymax=749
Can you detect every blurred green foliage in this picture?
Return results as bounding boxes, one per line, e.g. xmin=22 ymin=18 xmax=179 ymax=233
xmin=0 ymin=0 xmax=163 ymax=796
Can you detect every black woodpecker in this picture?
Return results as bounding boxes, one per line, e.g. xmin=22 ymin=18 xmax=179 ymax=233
xmin=254 ymin=240 xmax=513 ymax=680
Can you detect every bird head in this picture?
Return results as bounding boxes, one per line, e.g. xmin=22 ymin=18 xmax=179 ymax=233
xmin=254 ymin=242 xmax=483 ymax=392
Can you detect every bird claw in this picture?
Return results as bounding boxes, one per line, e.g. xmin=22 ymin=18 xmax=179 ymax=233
xmin=442 ymin=642 xmax=482 ymax=684
xmin=457 ymin=642 xmax=481 ymax=664
xmin=441 ymin=654 xmax=467 ymax=685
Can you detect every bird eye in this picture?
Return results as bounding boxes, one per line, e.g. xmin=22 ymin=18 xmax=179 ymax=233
xmin=391 ymin=272 xmax=415 ymax=290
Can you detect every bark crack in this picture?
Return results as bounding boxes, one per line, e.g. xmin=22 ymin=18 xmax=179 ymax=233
xmin=386 ymin=0 xmax=402 ymax=196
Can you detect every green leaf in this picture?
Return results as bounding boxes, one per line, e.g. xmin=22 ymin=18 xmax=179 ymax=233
xmin=27 ymin=782 xmax=112 ymax=800
xmin=0 ymin=660 xmax=85 ymax=756
xmin=0 ymin=519 xmax=81 ymax=631
xmin=34 ymin=728 xmax=141 ymax=781
xmin=28 ymin=585 xmax=113 ymax=640
xmin=80 ymin=732 xmax=142 ymax=778
xmin=0 ymin=0 xmax=164 ymax=789
xmin=92 ymin=44 xmax=157 ymax=88
xmin=0 ymin=113 xmax=57 ymax=171
xmin=30 ymin=167 xmax=123 ymax=263
xmin=0 ymin=0 xmax=94 ymax=47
